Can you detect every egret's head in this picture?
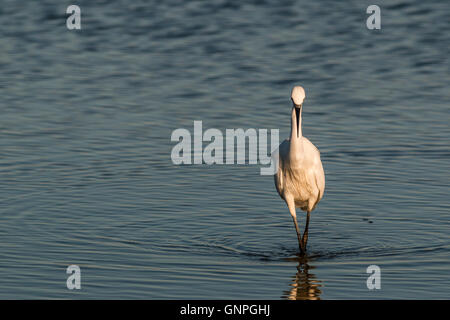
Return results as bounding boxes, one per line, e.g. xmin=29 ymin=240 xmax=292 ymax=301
xmin=291 ymin=86 xmax=305 ymax=108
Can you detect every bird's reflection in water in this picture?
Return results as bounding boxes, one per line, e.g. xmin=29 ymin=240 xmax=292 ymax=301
xmin=282 ymin=256 xmax=322 ymax=300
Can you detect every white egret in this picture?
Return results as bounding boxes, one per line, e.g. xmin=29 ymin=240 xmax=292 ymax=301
xmin=274 ymin=86 xmax=325 ymax=255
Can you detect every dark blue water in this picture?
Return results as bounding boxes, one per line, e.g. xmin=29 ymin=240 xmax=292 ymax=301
xmin=0 ymin=0 xmax=449 ymax=299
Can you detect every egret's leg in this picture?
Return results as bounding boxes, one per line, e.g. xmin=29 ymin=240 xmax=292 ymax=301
xmin=287 ymin=199 xmax=303 ymax=254
xmin=301 ymin=211 xmax=311 ymax=253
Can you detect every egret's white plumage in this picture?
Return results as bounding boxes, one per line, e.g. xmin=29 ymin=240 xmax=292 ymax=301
xmin=274 ymin=86 xmax=325 ymax=255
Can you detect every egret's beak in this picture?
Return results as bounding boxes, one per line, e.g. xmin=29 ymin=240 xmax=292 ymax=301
xmin=294 ymin=104 xmax=302 ymax=138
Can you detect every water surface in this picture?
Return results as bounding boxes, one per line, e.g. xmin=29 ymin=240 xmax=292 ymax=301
xmin=0 ymin=0 xmax=449 ymax=299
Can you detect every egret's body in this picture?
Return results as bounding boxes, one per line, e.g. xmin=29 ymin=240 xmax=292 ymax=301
xmin=274 ymin=86 xmax=325 ymax=255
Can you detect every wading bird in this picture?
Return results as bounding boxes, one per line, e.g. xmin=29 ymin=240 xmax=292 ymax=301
xmin=274 ymin=86 xmax=325 ymax=255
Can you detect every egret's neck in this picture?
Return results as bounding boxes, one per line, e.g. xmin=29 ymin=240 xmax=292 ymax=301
xmin=289 ymin=106 xmax=304 ymax=160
